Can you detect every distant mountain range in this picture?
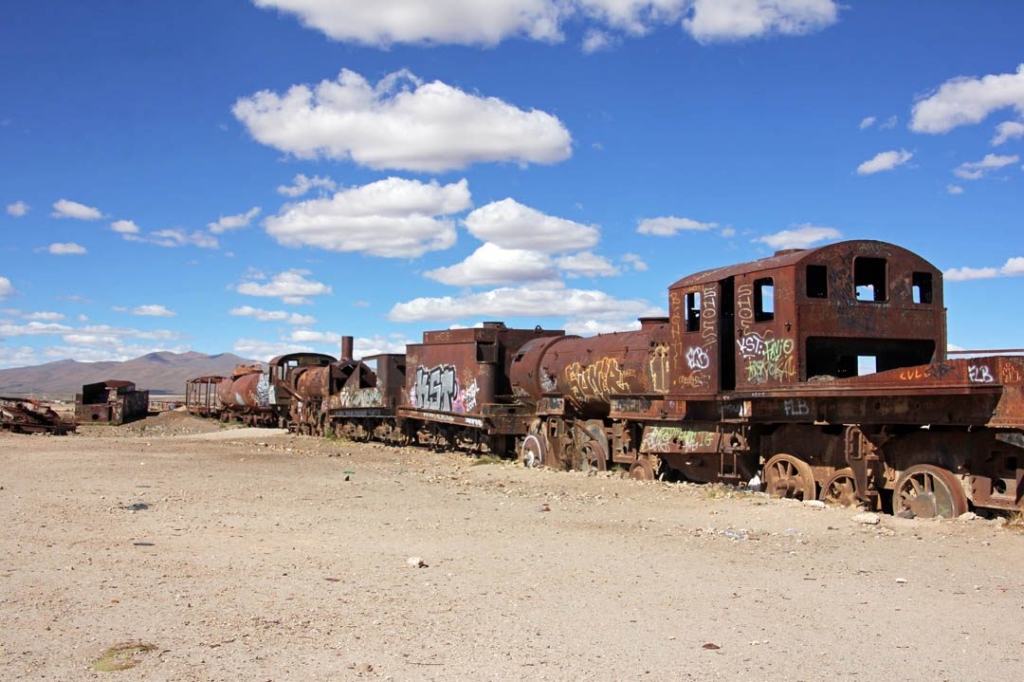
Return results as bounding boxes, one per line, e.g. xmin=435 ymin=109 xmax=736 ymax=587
xmin=0 ymin=351 xmax=258 ymax=397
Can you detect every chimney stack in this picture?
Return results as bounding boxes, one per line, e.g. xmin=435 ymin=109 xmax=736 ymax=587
xmin=340 ymin=336 xmax=354 ymax=361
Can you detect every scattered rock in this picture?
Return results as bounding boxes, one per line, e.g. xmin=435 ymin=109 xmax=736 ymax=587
xmin=958 ymin=511 xmax=979 ymax=521
xmin=895 ymin=577 xmax=907 ymax=584
xmin=702 ymin=642 xmax=721 ymax=650
xmin=852 ymin=512 xmax=881 ymax=525
xmin=407 ymin=556 xmax=427 ymax=568
xmin=803 ymin=500 xmax=826 ymax=509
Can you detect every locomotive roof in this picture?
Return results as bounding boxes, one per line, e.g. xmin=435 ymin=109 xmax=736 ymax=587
xmin=668 ymin=240 xmax=939 ymax=289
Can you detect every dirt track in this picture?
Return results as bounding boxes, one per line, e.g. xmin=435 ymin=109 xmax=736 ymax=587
xmin=2 ymin=412 xmax=1023 ymax=681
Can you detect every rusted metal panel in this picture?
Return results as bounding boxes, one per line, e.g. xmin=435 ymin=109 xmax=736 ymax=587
xmin=74 ymin=379 xmax=149 ymax=425
xmin=407 ymin=322 xmax=563 ymax=418
xmin=509 ymin=321 xmax=673 ymax=417
xmin=667 ymin=240 xmax=946 ymax=396
xmin=216 ymin=367 xmax=270 ymax=409
xmin=1 ymin=397 xmax=75 ymax=435
xmin=185 ymin=375 xmax=224 ymax=417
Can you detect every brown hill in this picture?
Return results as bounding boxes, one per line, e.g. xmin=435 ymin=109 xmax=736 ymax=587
xmin=0 ymin=351 xmax=258 ymax=398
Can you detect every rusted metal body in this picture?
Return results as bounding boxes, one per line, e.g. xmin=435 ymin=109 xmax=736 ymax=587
xmin=510 ymin=317 xmax=671 ymax=416
xmin=185 ymin=375 xmax=224 ymax=417
xmin=75 ymin=380 xmax=149 ymax=425
xmin=399 ymin=322 xmax=564 ymax=453
xmin=178 ymin=240 xmax=1024 ymax=517
xmin=1 ymin=396 xmax=75 ymax=435
xmin=307 ymin=354 xmax=408 ymax=440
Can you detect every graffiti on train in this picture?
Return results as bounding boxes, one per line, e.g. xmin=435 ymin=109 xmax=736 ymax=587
xmin=412 ymin=365 xmax=478 ymax=413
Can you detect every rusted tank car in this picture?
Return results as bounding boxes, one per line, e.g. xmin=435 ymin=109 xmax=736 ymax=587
xmin=75 ymin=380 xmax=149 ymax=425
xmin=509 ymin=317 xmax=671 ymax=471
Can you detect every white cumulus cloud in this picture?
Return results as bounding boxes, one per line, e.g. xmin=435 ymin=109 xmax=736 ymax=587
xmin=683 ymin=0 xmax=840 ymax=44
xmin=0 ymin=276 xmax=14 ymax=299
xmin=622 ymin=253 xmax=648 ymax=271
xmin=125 ymin=228 xmax=219 ymax=249
xmin=945 ymin=257 xmax=1024 ymax=282
xmin=229 ymin=306 xmax=316 ymax=325
xmin=637 ymin=216 xmax=719 ymax=236
xmin=911 ymin=64 xmax=1024 ymax=134
xmin=208 ymin=207 xmax=261 ymax=234
xmin=51 ymin=199 xmax=102 ymax=220
xmin=110 ymin=219 xmax=140 ymax=234
xmin=47 ymin=242 xmax=87 ymax=255
xmin=856 ymin=149 xmax=913 ymax=175
xmin=6 ymin=201 xmax=29 ymax=217
xmin=388 ymin=280 xmax=657 ymax=322
xmin=464 ymin=198 xmax=599 ymax=253
xmin=132 ymin=304 xmax=176 ymax=317
xmin=233 ymin=69 xmax=572 ymax=173
xmin=253 ymin=0 xmax=839 ymax=48
xmin=236 ymin=269 xmax=332 ymax=305
xmin=992 ymin=120 xmax=1024 ymax=146
xmin=556 ymin=251 xmax=621 ymax=278
xmin=276 ymin=174 xmax=337 ymax=197
xmin=754 ymin=224 xmax=840 ymax=250
xmin=953 ymin=153 xmax=1019 ymax=180
xmin=265 ymin=177 xmax=470 ymax=258
xmin=424 ymin=243 xmax=557 ymax=286
xmin=286 ymin=329 xmax=342 ymax=344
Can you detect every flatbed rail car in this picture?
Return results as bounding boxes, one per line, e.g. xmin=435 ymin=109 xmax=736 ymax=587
xmin=184 ymin=240 xmax=1024 ymax=518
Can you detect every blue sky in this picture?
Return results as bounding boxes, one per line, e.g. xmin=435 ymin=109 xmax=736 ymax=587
xmin=2 ymin=1 xmax=1023 ymax=369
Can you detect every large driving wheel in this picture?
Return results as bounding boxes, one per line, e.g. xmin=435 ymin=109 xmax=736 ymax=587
xmin=763 ymin=454 xmax=817 ymax=501
xmin=893 ymin=464 xmax=968 ymax=519
xmin=819 ymin=468 xmax=858 ymax=507
xmin=628 ymin=457 xmax=656 ymax=480
xmin=521 ymin=433 xmax=548 ymax=468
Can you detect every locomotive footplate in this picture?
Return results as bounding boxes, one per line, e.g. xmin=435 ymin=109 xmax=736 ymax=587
xmin=326 ymin=408 xmax=391 ymax=419
xmin=398 ymin=407 xmax=488 ymax=431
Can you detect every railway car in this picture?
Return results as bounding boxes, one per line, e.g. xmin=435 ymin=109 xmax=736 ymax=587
xmin=509 ymin=240 xmax=1024 ymax=518
xmin=399 ymin=322 xmax=565 ymax=454
xmin=186 ymin=352 xmax=335 ymax=426
xmin=184 ymin=240 xmax=1024 ymax=519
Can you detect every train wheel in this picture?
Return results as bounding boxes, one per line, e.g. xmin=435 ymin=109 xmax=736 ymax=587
xmin=819 ymin=468 xmax=857 ymax=506
xmin=521 ymin=434 xmax=548 ymax=468
xmin=763 ymin=454 xmax=816 ymax=501
xmin=893 ymin=464 xmax=968 ymax=519
xmin=628 ymin=458 xmax=655 ymax=480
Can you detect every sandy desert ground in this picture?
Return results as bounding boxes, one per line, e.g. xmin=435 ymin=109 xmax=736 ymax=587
xmin=2 ymin=411 xmax=1023 ymax=681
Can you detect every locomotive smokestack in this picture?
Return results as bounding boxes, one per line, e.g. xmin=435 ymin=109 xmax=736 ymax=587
xmin=340 ymin=336 xmax=354 ymax=361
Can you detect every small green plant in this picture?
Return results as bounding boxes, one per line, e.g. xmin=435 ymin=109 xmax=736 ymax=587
xmin=472 ymin=454 xmax=503 ymax=466
xmin=92 ymin=642 xmax=156 ymax=672
xmin=1006 ymin=511 xmax=1024 ymax=532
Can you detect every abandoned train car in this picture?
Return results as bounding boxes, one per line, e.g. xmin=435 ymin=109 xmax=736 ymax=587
xmin=186 ymin=240 xmax=1024 ymax=519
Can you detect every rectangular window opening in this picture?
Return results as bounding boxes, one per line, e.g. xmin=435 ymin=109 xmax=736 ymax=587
xmin=754 ymin=277 xmax=774 ymax=322
xmin=685 ymin=291 xmax=701 ymax=332
xmin=857 ymin=355 xmax=877 ymax=376
xmin=806 ymin=265 xmax=828 ymax=299
xmin=855 ymin=257 xmax=887 ymax=302
xmin=912 ymin=271 xmax=933 ymax=304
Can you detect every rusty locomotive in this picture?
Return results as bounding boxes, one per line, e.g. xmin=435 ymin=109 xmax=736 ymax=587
xmin=187 ymin=240 xmax=1024 ymax=519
